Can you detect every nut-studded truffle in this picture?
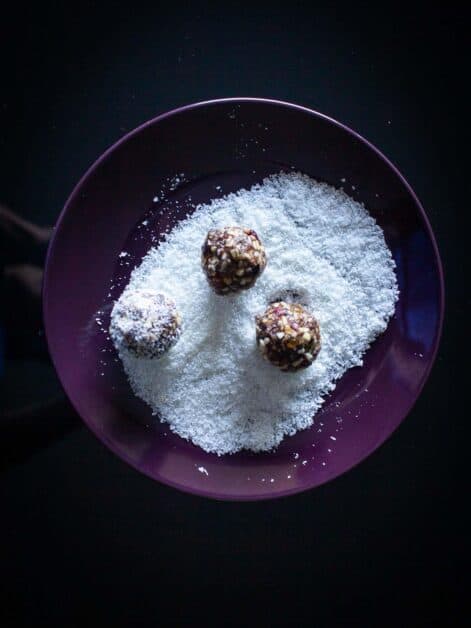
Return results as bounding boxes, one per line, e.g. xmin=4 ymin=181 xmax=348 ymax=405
xmin=110 ymin=289 xmax=182 ymax=358
xmin=255 ymin=301 xmax=321 ymax=372
xmin=201 ymin=226 xmax=267 ymax=295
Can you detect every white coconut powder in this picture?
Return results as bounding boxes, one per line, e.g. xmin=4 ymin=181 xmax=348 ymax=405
xmin=114 ymin=172 xmax=399 ymax=455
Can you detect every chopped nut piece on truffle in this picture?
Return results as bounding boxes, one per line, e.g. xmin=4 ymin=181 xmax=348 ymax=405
xmin=255 ymin=301 xmax=321 ymax=372
xmin=201 ymin=226 xmax=267 ymax=295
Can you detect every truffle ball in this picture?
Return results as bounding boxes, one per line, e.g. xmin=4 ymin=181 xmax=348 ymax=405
xmin=255 ymin=301 xmax=321 ymax=372
xmin=201 ymin=226 xmax=267 ymax=295
xmin=110 ymin=289 xmax=182 ymax=358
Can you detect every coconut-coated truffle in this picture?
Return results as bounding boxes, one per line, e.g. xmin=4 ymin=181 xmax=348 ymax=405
xmin=110 ymin=289 xmax=181 ymax=358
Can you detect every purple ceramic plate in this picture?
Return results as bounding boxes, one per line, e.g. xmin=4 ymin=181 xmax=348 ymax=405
xmin=43 ymin=98 xmax=444 ymax=501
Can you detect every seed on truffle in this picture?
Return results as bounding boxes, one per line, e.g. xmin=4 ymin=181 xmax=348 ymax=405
xmin=110 ymin=289 xmax=182 ymax=359
xmin=255 ymin=301 xmax=321 ymax=372
xmin=201 ymin=226 xmax=267 ymax=295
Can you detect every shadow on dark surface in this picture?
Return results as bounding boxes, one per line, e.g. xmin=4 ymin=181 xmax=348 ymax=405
xmin=0 ymin=204 xmax=81 ymax=471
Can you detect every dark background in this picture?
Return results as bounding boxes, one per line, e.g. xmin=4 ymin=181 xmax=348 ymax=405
xmin=0 ymin=2 xmax=465 ymax=626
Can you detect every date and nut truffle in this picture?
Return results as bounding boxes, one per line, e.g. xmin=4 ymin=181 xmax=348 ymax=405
xmin=110 ymin=289 xmax=182 ymax=359
xmin=255 ymin=301 xmax=321 ymax=372
xmin=201 ymin=226 xmax=267 ymax=295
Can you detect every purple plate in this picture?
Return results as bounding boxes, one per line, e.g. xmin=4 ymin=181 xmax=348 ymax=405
xmin=43 ymin=98 xmax=444 ymax=501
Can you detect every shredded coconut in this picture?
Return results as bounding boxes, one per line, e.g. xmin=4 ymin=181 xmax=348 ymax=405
xmin=114 ymin=172 xmax=398 ymax=455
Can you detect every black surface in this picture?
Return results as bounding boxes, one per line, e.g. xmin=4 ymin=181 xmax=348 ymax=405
xmin=0 ymin=3 xmax=465 ymax=626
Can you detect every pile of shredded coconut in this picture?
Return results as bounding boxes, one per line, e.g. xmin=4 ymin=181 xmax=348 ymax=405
xmin=114 ymin=172 xmax=399 ymax=455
